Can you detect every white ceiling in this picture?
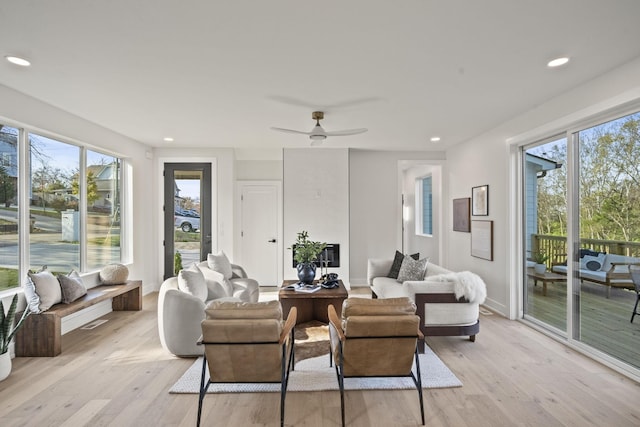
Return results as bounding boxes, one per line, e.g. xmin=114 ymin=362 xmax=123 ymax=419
xmin=1 ymin=1 xmax=640 ymax=152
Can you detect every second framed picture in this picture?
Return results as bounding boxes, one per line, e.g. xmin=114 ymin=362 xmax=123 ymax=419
xmin=472 ymin=185 xmax=489 ymax=216
xmin=453 ymin=198 xmax=471 ymax=232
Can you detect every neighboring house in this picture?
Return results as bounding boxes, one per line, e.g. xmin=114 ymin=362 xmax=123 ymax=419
xmin=87 ymin=163 xmax=119 ymax=211
xmin=524 ymin=153 xmax=563 ymax=254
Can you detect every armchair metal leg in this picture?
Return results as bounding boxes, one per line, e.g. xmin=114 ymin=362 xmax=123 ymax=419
xmin=280 ymin=357 xmax=286 ymax=427
xmin=291 ymin=326 xmax=296 ymax=371
xmin=338 ymin=361 xmax=345 ymax=427
xmin=413 ymin=348 xmax=425 ymax=425
xmin=631 ymin=293 xmax=640 ymax=323
xmin=197 ymin=355 xmax=209 ymax=427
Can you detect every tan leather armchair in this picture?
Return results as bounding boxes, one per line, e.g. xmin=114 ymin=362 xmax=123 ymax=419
xmin=197 ymin=300 xmax=296 ymax=427
xmin=328 ymin=297 xmax=425 ymax=427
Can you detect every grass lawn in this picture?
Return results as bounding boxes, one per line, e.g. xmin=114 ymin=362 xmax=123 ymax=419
xmin=0 ymin=267 xmax=19 ymax=290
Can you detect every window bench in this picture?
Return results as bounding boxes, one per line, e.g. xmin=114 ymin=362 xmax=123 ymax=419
xmin=15 ymin=280 xmax=142 ymax=357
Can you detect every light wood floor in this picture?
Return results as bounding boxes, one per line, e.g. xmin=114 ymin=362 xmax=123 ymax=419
xmin=1 ymin=290 xmax=638 ymax=427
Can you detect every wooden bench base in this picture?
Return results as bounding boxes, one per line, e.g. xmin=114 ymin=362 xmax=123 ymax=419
xmin=15 ymin=280 xmax=142 ymax=357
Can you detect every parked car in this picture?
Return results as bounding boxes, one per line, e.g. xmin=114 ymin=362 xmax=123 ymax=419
xmin=174 ymin=213 xmax=200 ymax=232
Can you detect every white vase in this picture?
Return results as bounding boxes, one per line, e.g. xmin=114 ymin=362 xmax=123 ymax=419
xmin=0 ymin=351 xmax=11 ymax=382
xmin=534 ymin=263 xmax=546 ymax=274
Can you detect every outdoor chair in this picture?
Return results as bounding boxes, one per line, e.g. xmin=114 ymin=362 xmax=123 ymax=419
xmin=197 ymin=301 xmax=296 ymax=427
xmin=630 ymin=266 xmax=640 ymax=323
xmin=328 ymin=297 xmax=425 ymax=427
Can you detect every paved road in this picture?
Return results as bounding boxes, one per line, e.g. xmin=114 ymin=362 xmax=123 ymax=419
xmin=1 ymin=208 xmax=121 ymax=271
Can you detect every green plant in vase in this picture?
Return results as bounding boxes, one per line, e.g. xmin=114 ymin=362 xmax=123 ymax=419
xmin=1 ymin=294 xmax=31 ymax=381
xmin=290 ymin=231 xmax=326 ymax=284
xmin=532 ymin=251 xmax=549 ymax=274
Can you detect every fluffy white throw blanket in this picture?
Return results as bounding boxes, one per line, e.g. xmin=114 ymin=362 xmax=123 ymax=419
xmin=426 ymin=271 xmax=487 ymax=304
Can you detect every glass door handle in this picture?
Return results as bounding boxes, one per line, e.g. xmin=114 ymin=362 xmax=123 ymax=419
xmin=268 ymin=239 xmax=276 ymax=243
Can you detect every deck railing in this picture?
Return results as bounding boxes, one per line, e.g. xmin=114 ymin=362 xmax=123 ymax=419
xmin=531 ymin=235 xmax=640 ymax=268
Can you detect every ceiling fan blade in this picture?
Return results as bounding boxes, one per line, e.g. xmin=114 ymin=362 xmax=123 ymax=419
xmin=270 ymin=127 xmax=312 ymax=135
xmin=324 ymin=128 xmax=368 ymax=136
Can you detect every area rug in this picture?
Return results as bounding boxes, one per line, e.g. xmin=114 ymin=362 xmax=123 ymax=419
xmin=293 ymin=320 xmax=330 ymax=362
xmin=169 ymin=345 xmax=462 ymax=394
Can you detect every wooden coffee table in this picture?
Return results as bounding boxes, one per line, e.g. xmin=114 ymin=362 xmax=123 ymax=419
xmin=526 ymin=267 xmax=567 ymax=296
xmin=279 ymin=279 xmax=348 ymax=325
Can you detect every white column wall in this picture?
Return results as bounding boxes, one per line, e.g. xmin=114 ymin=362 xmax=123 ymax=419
xmin=283 ymin=148 xmax=349 ymax=283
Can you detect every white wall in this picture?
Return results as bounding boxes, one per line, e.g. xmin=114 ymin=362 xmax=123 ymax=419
xmin=236 ymin=160 xmax=282 ymax=181
xmin=445 ymin=56 xmax=640 ymax=318
xmin=283 ymin=148 xmax=349 ymax=283
xmin=349 ymin=150 xmax=446 ymax=285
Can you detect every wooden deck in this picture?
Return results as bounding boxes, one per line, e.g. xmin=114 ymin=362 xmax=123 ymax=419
xmin=526 ymin=276 xmax=640 ymax=369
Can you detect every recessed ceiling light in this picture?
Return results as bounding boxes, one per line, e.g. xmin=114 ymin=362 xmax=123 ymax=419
xmin=430 ymin=137 xmax=441 ymax=143
xmin=5 ymin=55 xmax=31 ymax=67
xmin=547 ymin=57 xmax=569 ymax=68
xmin=163 ymin=137 xmax=174 ymax=142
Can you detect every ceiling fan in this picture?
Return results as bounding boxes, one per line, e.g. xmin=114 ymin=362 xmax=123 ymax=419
xmin=271 ymin=111 xmax=367 ymax=146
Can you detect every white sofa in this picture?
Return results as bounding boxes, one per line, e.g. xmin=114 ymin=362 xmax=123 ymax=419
xmin=368 ymin=258 xmax=484 ymax=349
xmin=158 ymin=261 xmax=259 ymax=357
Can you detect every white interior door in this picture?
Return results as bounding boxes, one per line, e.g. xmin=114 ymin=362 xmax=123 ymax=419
xmin=239 ymin=183 xmax=281 ymax=286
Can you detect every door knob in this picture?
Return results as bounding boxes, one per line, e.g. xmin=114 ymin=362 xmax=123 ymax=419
xmin=268 ymin=239 xmax=276 ymax=243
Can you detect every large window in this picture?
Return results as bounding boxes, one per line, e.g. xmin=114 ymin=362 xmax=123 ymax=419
xmin=29 ymin=133 xmax=81 ymax=273
xmin=0 ymin=125 xmax=19 ymax=289
xmin=0 ymin=125 xmax=125 ymax=291
xmin=86 ymin=150 xmax=121 ymax=270
xmin=521 ymin=109 xmax=640 ymax=373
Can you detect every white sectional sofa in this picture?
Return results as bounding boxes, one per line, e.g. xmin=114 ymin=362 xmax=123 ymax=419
xmin=158 ymin=261 xmax=259 ymax=357
xmin=367 ymin=258 xmax=485 ymax=350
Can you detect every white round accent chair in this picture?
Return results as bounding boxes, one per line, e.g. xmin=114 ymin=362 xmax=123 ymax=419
xmin=158 ymin=255 xmax=259 ymax=357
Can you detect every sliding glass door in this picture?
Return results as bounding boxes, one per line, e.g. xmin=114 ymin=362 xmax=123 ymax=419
xmin=522 ymin=109 xmax=640 ymax=371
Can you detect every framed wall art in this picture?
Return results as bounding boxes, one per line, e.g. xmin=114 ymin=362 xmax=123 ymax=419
xmin=472 ymin=185 xmax=489 ymax=216
xmin=471 ymin=220 xmax=493 ymax=261
xmin=453 ymin=197 xmax=471 ymax=232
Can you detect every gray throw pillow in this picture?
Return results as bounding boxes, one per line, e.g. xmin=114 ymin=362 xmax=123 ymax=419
xmin=27 ymin=267 xmax=62 ymax=311
xmin=58 ymin=270 xmax=87 ymax=304
xmin=387 ymin=250 xmax=419 ymax=279
xmin=396 ymin=256 xmax=429 ymax=283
